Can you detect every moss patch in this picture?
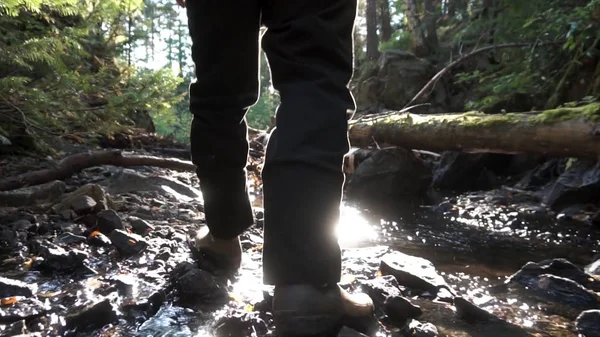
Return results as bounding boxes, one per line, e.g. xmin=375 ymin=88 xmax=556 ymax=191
xmin=361 ymin=102 xmax=600 ymax=129
xmin=532 ymin=102 xmax=600 ymax=124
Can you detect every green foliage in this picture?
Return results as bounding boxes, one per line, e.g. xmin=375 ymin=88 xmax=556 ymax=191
xmin=0 ymin=0 xmax=186 ymax=152
xmin=379 ymin=30 xmax=413 ymax=51
xmin=451 ymin=0 xmax=600 ymax=111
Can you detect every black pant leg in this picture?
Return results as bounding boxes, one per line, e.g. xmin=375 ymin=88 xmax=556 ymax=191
xmin=260 ymin=0 xmax=358 ymax=285
xmin=186 ymin=0 xmax=260 ymax=239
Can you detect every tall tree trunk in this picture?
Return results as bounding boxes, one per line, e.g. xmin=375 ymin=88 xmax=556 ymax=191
xmin=423 ymin=0 xmax=439 ymax=53
xmin=405 ymin=0 xmax=427 ymax=56
xmin=366 ymin=0 xmax=380 ymax=60
xmin=447 ymin=0 xmax=456 ymax=17
xmin=379 ymin=0 xmax=393 ymax=43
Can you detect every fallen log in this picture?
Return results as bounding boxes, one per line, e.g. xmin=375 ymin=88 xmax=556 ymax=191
xmin=348 ymin=103 xmax=600 ymax=160
xmin=0 ymin=150 xmax=196 ymax=191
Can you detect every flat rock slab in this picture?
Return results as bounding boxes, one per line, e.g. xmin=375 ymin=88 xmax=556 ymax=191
xmin=380 ymin=251 xmax=449 ymax=295
xmin=0 ymin=276 xmax=36 ymax=298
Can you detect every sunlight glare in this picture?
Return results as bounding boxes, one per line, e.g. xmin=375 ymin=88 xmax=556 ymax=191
xmin=335 ymin=205 xmax=378 ymax=247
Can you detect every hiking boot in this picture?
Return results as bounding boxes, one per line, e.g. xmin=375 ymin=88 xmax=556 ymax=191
xmin=187 ymin=226 xmax=242 ymax=274
xmin=272 ymin=284 xmax=375 ymax=337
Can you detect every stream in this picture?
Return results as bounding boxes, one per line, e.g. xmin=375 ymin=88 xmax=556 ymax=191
xmin=0 ymin=162 xmax=599 ymax=337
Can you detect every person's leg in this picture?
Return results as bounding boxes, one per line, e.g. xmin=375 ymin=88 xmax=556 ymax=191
xmin=185 ymin=0 xmax=260 ymax=270
xmin=260 ymin=0 xmax=374 ymax=334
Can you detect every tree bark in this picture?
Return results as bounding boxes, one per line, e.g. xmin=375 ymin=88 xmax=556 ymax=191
xmin=405 ymin=0 xmax=428 ymax=56
xmin=379 ymin=0 xmax=393 ymax=42
xmin=423 ymin=0 xmax=439 ymax=52
xmin=348 ymin=105 xmax=600 ymax=160
xmin=366 ymin=0 xmax=380 ymax=60
xmin=0 ymin=151 xmax=196 ymax=192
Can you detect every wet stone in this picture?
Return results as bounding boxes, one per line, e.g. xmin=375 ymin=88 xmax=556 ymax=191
xmin=56 ymin=233 xmax=87 ymax=245
xmin=0 ymin=298 xmax=48 ymax=324
xmin=70 ymin=195 xmax=97 ymax=215
xmin=128 ymin=216 xmax=154 ymax=236
xmin=0 ymin=319 xmax=28 ymax=336
xmin=383 ymin=296 xmax=422 ymax=326
xmin=64 ymin=299 xmax=118 ymax=332
xmin=9 ymin=220 xmax=34 ymax=231
xmin=176 ymin=268 xmax=229 ymax=304
xmin=585 ymin=258 xmax=600 ymax=275
xmin=87 ymin=231 xmax=112 ymax=247
xmin=213 ymin=311 xmax=268 ymax=337
xmin=109 ymin=229 xmax=148 ymax=257
xmin=97 ymin=210 xmax=125 ymax=234
xmin=507 ymin=259 xmax=600 ymax=292
xmin=396 ymin=319 xmax=439 ymax=337
xmin=380 ymin=251 xmax=449 ymax=295
xmin=453 ymin=297 xmax=499 ymax=323
xmin=576 ymin=310 xmax=600 ymax=337
xmin=360 ymin=275 xmax=403 ymax=311
xmin=0 ymin=276 xmax=36 ymax=298
xmin=34 ymin=241 xmax=88 ymax=272
xmin=514 ymin=274 xmax=600 ymax=311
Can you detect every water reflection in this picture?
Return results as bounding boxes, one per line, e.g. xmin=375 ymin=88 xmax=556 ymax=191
xmin=336 ymin=205 xmax=379 ymax=247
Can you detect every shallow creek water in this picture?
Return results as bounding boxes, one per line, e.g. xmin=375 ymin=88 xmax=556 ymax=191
xmin=117 ymin=191 xmax=598 ymax=337
xmin=2 ymin=176 xmax=598 ymax=337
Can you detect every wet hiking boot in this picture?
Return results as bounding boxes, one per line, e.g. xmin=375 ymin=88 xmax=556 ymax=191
xmin=273 ymin=284 xmax=375 ymax=337
xmin=187 ymin=227 xmax=242 ymax=275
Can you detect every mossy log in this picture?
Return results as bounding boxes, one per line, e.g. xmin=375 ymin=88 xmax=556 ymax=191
xmin=348 ymin=103 xmax=600 ymax=159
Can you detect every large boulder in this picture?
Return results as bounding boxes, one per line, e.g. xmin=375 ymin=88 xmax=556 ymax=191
xmin=345 ymin=148 xmax=432 ymax=205
xmin=543 ymin=159 xmax=600 ymax=211
xmin=352 ymin=50 xmax=449 ymax=113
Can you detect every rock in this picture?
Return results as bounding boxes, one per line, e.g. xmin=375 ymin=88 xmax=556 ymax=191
xmin=128 ymin=216 xmax=154 ymax=236
xmin=96 ymin=210 xmax=125 ymax=234
xmin=453 ymin=297 xmax=498 ymax=323
xmin=109 ymin=229 xmax=148 ymax=257
xmin=432 ymin=152 xmax=512 ymax=192
xmin=102 ymin=169 xmax=202 ymax=201
xmin=0 ymin=276 xmax=36 ymax=298
xmin=353 ymin=50 xmax=448 ymax=112
xmin=511 ymin=274 xmax=600 ymax=312
xmin=506 ymin=259 xmax=600 ymax=292
xmin=64 ymin=299 xmax=118 ymax=331
xmin=87 ymin=231 xmax=112 ymax=247
xmin=51 ymin=184 xmax=110 ymax=214
xmin=576 ymin=310 xmax=600 ymax=337
xmin=383 ymin=296 xmax=422 ymax=325
xmin=346 ymin=148 xmax=432 ymax=204
xmin=398 ymin=319 xmax=439 ymax=337
xmin=33 ymin=241 xmax=88 ymax=272
xmin=0 ymin=298 xmax=48 ymax=325
xmin=360 ymin=275 xmax=403 ymax=310
xmin=70 ymin=195 xmax=97 ymax=215
xmin=544 ymin=159 xmax=600 ymax=211
xmin=585 ymin=259 xmax=600 ymax=275
xmin=515 ymin=159 xmax=564 ymax=190
xmin=213 ymin=311 xmax=268 ymax=337
xmin=56 ymin=233 xmax=87 ymax=245
xmin=0 ymin=320 xmax=28 ymax=336
xmin=380 ymin=251 xmax=449 ymax=295
xmin=9 ymin=220 xmax=34 ymax=231
xmin=176 ymin=268 xmax=228 ymax=304
xmin=0 ymin=180 xmax=66 ymax=207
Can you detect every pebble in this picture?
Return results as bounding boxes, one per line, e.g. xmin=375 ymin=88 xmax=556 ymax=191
xmin=97 ymin=210 xmax=125 ymax=234
xmin=0 ymin=276 xmax=37 ymax=298
xmin=109 ymin=229 xmax=148 ymax=257
xmin=576 ymin=310 xmax=600 ymax=337
xmin=70 ymin=195 xmax=97 ymax=215
xmin=129 ymin=216 xmax=154 ymax=236
xmin=64 ymin=299 xmax=118 ymax=331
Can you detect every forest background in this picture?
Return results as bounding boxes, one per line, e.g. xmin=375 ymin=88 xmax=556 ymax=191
xmin=1 ymin=0 xmax=599 ymax=153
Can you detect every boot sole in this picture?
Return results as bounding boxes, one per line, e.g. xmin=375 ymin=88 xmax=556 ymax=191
xmin=274 ymin=311 xmax=343 ymax=337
